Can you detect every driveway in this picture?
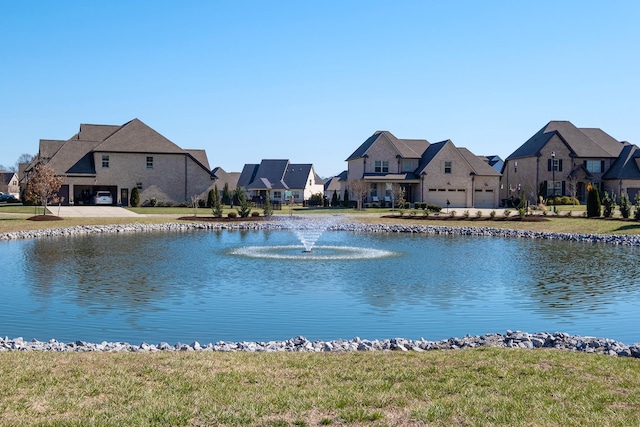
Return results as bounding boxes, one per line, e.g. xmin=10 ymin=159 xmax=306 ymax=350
xmin=53 ymin=206 xmax=141 ymax=218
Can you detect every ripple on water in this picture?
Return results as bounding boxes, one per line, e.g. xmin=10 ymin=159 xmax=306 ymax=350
xmin=230 ymin=245 xmax=396 ymax=260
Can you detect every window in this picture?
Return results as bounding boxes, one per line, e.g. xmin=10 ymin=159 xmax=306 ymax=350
xmin=136 ymin=182 xmax=142 ymax=190
xmin=585 ymin=160 xmax=603 ymax=173
xmin=370 ymin=183 xmax=377 ymax=198
xmin=374 ymin=161 xmax=389 ymax=173
xmin=547 ymin=180 xmax=562 ymax=196
xmin=547 ymin=158 xmax=563 ymax=172
xmin=146 ymin=156 xmax=154 ymax=169
xmin=102 ymin=155 xmax=109 ymax=168
xmin=292 ymin=191 xmax=300 ymax=199
xmin=402 ymin=160 xmax=413 ymax=172
xmin=444 ymin=161 xmax=452 ymax=174
xmin=273 ymin=191 xmax=282 ymax=199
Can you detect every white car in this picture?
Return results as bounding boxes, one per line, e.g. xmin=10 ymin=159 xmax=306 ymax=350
xmin=93 ymin=191 xmax=113 ymax=205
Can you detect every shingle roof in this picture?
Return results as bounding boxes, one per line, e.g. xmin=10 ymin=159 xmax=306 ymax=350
xmin=237 ymin=159 xmax=318 ymax=190
xmin=457 ymin=148 xmax=502 ymax=177
xmin=346 ymin=131 xmax=430 ymax=161
xmin=603 ymin=143 xmax=640 ymax=180
xmin=93 ymin=119 xmax=185 ymax=154
xmin=416 ymin=140 xmax=448 ymax=173
xmin=507 ymin=121 xmax=624 ymax=160
xmin=186 ymin=149 xmax=210 ymax=170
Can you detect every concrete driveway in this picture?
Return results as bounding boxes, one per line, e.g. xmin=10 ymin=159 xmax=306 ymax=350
xmin=53 ymin=206 xmax=141 ymax=218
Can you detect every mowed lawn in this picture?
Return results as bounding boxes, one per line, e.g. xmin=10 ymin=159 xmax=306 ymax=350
xmin=1 ymin=208 xmax=640 ymax=425
xmin=1 ymin=349 xmax=639 ymax=426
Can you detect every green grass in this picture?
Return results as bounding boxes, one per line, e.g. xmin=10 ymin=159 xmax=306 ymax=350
xmin=0 ymin=349 xmax=638 ymax=426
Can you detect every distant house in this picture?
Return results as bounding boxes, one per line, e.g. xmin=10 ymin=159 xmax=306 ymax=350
xmin=0 ymin=171 xmax=20 ymax=198
xmin=237 ymin=159 xmax=324 ymax=204
xmin=501 ymin=121 xmax=628 ymax=204
xmin=602 ymin=143 xmax=640 ymax=202
xmin=24 ymin=118 xmax=217 ymax=206
xmin=211 ymin=166 xmax=240 ymax=195
xmin=324 ymin=170 xmax=347 ymax=201
xmin=346 ymin=131 xmax=501 ymax=208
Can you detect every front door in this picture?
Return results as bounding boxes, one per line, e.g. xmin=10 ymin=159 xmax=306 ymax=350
xmin=120 ymin=188 xmax=129 ymax=206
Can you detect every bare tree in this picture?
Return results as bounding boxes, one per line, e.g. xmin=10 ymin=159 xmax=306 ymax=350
xmin=567 ymin=176 xmax=578 ymax=201
xmin=348 ymin=178 xmax=369 ymax=210
xmin=24 ymin=163 xmax=64 ymax=215
xmin=14 ymin=153 xmax=35 ymax=172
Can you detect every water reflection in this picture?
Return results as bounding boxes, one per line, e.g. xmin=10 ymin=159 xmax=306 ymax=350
xmin=2 ymin=229 xmax=639 ymax=343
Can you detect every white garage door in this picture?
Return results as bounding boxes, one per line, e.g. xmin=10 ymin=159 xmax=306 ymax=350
xmin=427 ymin=189 xmax=467 ymax=208
xmin=474 ymin=189 xmax=495 ymax=208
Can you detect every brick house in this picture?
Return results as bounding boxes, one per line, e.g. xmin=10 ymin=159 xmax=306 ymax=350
xmin=346 ymin=131 xmax=501 ymax=208
xmin=23 ymin=118 xmax=217 ymax=206
xmin=501 ymin=121 xmax=628 ymax=205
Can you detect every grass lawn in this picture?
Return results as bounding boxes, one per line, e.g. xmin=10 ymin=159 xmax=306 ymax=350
xmin=1 ymin=349 xmax=639 ymax=426
xmin=2 ymin=206 xmax=640 ymax=425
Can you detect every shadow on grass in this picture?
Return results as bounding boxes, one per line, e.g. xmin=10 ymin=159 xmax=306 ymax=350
xmin=614 ymin=223 xmax=640 ymax=233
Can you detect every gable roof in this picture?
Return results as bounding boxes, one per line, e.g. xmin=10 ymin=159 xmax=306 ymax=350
xmin=603 ymin=143 xmax=640 ymax=180
xmin=507 ymin=121 xmax=625 ymax=160
xmin=416 ymin=140 xmax=448 ymax=173
xmin=346 ymin=131 xmax=430 ymax=161
xmin=93 ymin=118 xmax=184 ymax=154
xmin=457 ymin=148 xmax=502 ymax=177
xmin=33 ymin=119 xmax=213 ymax=177
xmin=238 ymin=159 xmax=320 ymax=190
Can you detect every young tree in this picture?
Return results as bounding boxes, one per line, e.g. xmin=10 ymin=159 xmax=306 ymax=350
xmin=24 ymin=163 xmax=64 ymax=215
xmin=222 ymin=182 xmax=231 ymax=206
xmin=331 ymin=190 xmax=339 ymax=207
xmin=236 ymin=190 xmax=252 ymax=218
xmin=343 ymin=188 xmax=350 ymax=207
xmin=601 ymin=191 xmax=616 ymax=218
xmin=619 ymin=192 xmax=631 ymax=219
xmin=586 ymin=184 xmax=601 ymax=218
xmin=348 ymin=178 xmax=368 ymax=210
xmin=130 ymin=186 xmax=141 ymax=207
xmin=207 ymin=188 xmax=215 ymax=208
xmin=211 ymin=184 xmax=223 ymax=217
xmin=263 ymin=190 xmax=273 ymax=217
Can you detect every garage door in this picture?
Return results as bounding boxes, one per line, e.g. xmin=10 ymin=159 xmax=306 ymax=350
xmin=474 ymin=189 xmax=495 ymax=208
xmin=426 ymin=189 xmax=467 ymax=208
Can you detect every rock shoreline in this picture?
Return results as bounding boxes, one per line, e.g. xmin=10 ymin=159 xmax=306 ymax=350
xmin=2 ymin=220 xmax=640 ymax=246
xmin=1 ymin=331 xmax=639 ymax=357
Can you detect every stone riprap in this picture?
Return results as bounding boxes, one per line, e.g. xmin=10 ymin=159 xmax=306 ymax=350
xmin=2 ymin=220 xmax=640 ymax=246
xmin=1 ymin=332 xmax=639 ymax=357
xmin=2 ymin=220 xmax=639 ymax=357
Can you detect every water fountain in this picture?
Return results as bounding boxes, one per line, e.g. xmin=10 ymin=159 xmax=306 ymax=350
xmin=231 ymin=215 xmax=395 ymax=260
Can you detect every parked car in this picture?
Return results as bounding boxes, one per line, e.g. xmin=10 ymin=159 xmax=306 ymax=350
xmin=0 ymin=193 xmax=19 ymax=203
xmin=93 ymin=191 xmax=113 ymax=205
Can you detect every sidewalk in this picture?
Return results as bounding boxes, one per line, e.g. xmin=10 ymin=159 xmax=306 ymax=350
xmin=52 ymin=206 xmax=141 ymax=218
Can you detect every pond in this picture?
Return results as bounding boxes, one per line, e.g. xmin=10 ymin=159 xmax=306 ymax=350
xmin=1 ymin=227 xmax=639 ymax=344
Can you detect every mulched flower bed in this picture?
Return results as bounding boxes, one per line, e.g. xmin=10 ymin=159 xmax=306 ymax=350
xmin=27 ymin=215 xmax=64 ymax=221
xmin=177 ymin=216 xmax=268 ymax=222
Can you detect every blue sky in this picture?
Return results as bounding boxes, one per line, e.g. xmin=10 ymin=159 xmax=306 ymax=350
xmin=1 ymin=1 xmax=638 ymax=176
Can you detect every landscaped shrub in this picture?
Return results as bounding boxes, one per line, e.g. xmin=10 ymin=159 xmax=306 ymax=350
xmin=227 ymin=211 xmax=237 ymax=218
xmin=619 ymin=192 xmax=631 ymax=219
xmin=475 ymin=210 xmax=482 ymax=218
xmin=586 ymin=184 xmax=601 ymax=218
xmin=403 ymin=202 xmax=410 ymax=209
xmin=372 ymin=202 xmax=378 ymax=208
xmin=634 ymin=193 xmax=640 ymax=220
xmin=489 ymin=210 xmax=496 ymax=219
xmin=503 ymin=209 xmax=512 ymax=218
xmin=251 ymin=211 xmax=260 ymax=217
xmin=463 ymin=210 xmax=470 ymax=218
xmin=130 ymin=187 xmax=140 ymax=207
xmin=602 ymin=191 xmax=616 ymax=218
xmin=426 ymin=204 xmax=442 ymax=212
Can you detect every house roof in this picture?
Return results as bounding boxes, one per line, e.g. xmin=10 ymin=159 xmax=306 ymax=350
xmin=507 ymin=121 xmax=625 ymax=160
xmin=603 ymin=143 xmax=640 ymax=180
xmin=416 ymin=140 xmax=448 ymax=173
xmin=457 ymin=148 xmax=502 ymax=177
xmin=238 ymin=159 xmax=319 ymax=191
xmin=346 ymin=131 xmax=430 ymax=161
xmin=34 ymin=118 xmax=213 ymax=178
xmin=211 ymin=167 xmax=240 ymax=190
xmin=93 ymin=119 xmax=185 ymax=154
